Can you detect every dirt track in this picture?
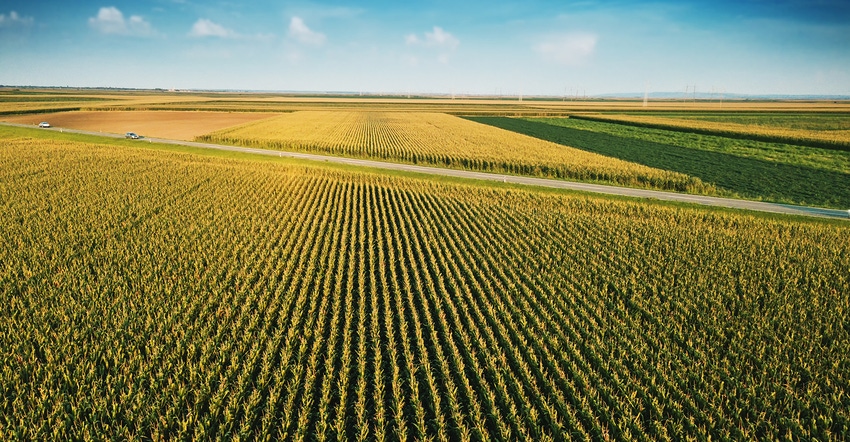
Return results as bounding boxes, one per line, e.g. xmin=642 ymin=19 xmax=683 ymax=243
xmin=1 ymin=111 xmax=280 ymax=141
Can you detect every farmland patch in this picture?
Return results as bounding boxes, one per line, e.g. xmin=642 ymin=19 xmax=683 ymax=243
xmin=198 ymin=110 xmax=712 ymax=193
xmin=0 ymin=110 xmax=281 ymax=141
xmin=2 ymin=133 xmax=848 ymax=440
xmin=472 ymin=116 xmax=850 ymax=208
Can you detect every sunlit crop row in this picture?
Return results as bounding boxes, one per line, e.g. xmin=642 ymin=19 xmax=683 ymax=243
xmin=1 ymin=134 xmax=848 ymax=440
xmin=197 ymin=111 xmax=712 ymax=193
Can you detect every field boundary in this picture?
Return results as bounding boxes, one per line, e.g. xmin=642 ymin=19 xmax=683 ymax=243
xmin=3 ymin=122 xmax=848 ymax=220
xmin=0 ymin=107 xmax=83 ymax=116
xmin=570 ymin=114 xmax=850 ymax=151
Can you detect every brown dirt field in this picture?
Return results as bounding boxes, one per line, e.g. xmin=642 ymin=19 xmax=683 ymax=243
xmin=1 ymin=111 xmax=281 ymax=141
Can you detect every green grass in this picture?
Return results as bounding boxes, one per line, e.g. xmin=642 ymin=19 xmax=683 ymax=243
xmin=468 ymin=117 xmax=850 ymax=209
xmin=567 ymin=113 xmax=850 ymax=151
xmin=638 ymin=112 xmax=850 ymax=131
xmin=533 ymin=117 xmax=850 ymax=173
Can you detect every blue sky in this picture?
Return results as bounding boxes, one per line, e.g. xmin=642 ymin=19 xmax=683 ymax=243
xmin=1 ymin=0 xmax=848 ymax=95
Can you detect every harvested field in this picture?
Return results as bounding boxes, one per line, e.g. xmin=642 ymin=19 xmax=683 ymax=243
xmin=0 ymin=110 xmax=280 ymax=141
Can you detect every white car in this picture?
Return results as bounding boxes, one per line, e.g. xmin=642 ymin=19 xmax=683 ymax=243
xmin=38 ymin=122 xmax=50 ymax=128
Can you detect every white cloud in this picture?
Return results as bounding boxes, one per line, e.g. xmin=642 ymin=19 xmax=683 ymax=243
xmin=88 ymin=7 xmax=153 ymax=36
xmin=128 ymin=16 xmax=152 ymax=34
xmin=535 ymin=33 xmax=598 ymax=66
xmin=0 ymin=11 xmax=34 ymax=27
xmin=288 ymin=17 xmax=325 ymax=45
xmin=188 ymin=19 xmax=274 ymax=41
xmin=425 ymin=27 xmax=459 ymax=49
xmin=405 ymin=26 xmax=459 ymax=64
xmin=189 ymin=19 xmax=235 ymax=38
xmin=406 ymin=26 xmax=459 ymax=50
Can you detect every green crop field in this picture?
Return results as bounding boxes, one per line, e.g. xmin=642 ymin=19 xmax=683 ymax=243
xmin=530 ymin=116 xmax=850 ymax=174
xmin=631 ymin=112 xmax=850 ymax=132
xmin=2 ymin=128 xmax=849 ymax=440
xmin=470 ymin=116 xmax=850 ymax=209
xmin=563 ymin=113 xmax=850 ymax=151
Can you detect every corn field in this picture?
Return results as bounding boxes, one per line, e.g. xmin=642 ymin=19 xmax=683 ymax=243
xmin=197 ymin=111 xmax=711 ymax=193
xmin=2 ymin=134 xmax=849 ymax=440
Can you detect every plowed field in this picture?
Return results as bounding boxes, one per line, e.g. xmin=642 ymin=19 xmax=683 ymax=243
xmin=1 ymin=110 xmax=280 ymax=140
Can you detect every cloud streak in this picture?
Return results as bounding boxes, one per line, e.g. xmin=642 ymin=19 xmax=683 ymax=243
xmin=88 ymin=7 xmax=153 ymax=36
xmin=406 ymin=26 xmax=459 ymax=50
xmin=288 ymin=17 xmax=325 ymax=45
xmin=535 ymin=33 xmax=597 ymax=66
xmin=0 ymin=10 xmax=33 ymax=27
xmin=405 ymin=26 xmax=459 ymax=64
xmin=189 ymin=19 xmax=236 ymax=38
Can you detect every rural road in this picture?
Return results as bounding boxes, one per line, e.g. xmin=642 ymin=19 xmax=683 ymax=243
xmin=7 ymin=123 xmax=849 ymax=220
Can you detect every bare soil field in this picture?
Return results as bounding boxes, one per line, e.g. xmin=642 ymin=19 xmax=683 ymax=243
xmin=1 ymin=110 xmax=280 ymax=140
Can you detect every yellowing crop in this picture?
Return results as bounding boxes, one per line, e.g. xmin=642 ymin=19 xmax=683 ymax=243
xmin=2 ymin=131 xmax=850 ymax=440
xmin=198 ymin=111 xmax=712 ymax=193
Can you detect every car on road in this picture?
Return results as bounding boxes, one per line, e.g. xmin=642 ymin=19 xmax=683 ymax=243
xmin=125 ymin=132 xmax=140 ymax=139
xmin=38 ymin=122 xmax=50 ymax=128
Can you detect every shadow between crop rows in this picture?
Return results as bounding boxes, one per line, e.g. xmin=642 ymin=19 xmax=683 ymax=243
xmin=467 ymin=117 xmax=850 ymax=209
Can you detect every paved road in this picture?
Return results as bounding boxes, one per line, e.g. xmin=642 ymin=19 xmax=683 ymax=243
xmin=7 ymin=123 xmax=849 ymax=220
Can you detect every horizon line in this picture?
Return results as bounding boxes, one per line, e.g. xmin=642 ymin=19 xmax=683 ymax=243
xmin=2 ymin=85 xmax=850 ymax=101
